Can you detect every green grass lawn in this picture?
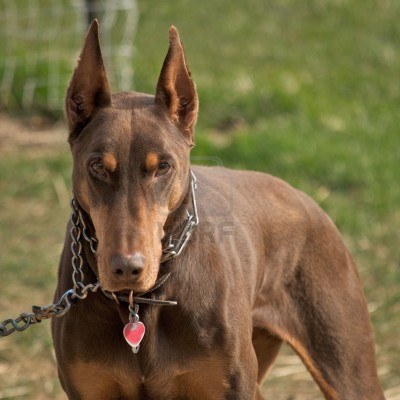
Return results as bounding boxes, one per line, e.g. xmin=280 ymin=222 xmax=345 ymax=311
xmin=0 ymin=0 xmax=399 ymax=398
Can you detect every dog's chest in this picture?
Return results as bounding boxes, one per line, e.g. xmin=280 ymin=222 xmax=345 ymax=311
xmin=126 ymin=353 xmax=229 ymax=399
xmin=70 ymin=349 xmax=229 ymax=399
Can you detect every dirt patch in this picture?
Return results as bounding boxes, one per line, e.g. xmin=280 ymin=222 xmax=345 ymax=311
xmin=0 ymin=113 xmax=67 ymax=154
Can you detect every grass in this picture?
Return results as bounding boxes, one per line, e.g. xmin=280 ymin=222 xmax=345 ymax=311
xmin=0 ymin=0 xmax=399 ymax=398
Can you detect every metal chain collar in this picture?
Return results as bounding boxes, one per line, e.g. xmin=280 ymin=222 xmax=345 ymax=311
xmin=161 ymin=171 xmax=199 ymax=262
xmin=0 ymin=171 xmax=199 ymax=337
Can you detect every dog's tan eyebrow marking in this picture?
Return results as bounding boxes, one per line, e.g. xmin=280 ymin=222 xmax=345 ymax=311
xmin=103 ymin=153 xmax=117 ymax=172
xmin=145 ymin=152 xmax=159 ymax=170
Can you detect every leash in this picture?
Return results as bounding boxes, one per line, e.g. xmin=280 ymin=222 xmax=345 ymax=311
xmin=0 ymin=171 xmax=199 ymax=350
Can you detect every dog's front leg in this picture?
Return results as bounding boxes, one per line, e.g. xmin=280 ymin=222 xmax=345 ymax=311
xmin=219 ymin=335 xmax=267 ymax=400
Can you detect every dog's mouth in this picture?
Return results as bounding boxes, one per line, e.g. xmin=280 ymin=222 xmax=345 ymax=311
xmin=100 ymin=273 xmax=168 ymax=300
xmin=99 ymin=277 xmax=158 ymax=295
xmin=100 ymin=272 xmax=177 ymax=308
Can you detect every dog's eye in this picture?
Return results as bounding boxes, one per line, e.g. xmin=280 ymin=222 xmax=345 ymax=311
xmin=90 ymin=161 xmax=108 ymax=179
xmin=155 ymin=161 xmax=171 ymax=177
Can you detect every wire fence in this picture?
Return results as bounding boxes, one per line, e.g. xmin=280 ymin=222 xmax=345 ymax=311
xmin=0 ymin=0 xmax=138 ymax=115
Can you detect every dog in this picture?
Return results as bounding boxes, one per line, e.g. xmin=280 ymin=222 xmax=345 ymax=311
xmin=52 ymin=20 xmax=385 ymax=399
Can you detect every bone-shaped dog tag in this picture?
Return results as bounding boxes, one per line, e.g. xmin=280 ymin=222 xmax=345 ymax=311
xmin=123 ymin=321 xmax=145 ymax=353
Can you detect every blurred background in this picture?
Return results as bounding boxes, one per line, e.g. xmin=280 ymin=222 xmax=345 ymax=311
xmin=0 ymin=0 xmax=399 ymax=398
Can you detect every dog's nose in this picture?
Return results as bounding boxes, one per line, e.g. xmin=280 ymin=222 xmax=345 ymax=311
xmin=109 ymin=252 xmax=145 ymax=279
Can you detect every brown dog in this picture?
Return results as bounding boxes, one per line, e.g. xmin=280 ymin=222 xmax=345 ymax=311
xmin=52 ymin=21 xmax=384 ymax=399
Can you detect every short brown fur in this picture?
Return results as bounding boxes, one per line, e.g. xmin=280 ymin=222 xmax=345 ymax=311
xmin=52 ymin=21 xmax=384 ymax=399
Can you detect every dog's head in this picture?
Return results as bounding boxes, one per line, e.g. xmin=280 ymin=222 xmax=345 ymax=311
xmin=65 ymin=21 xmax=198 ymax=293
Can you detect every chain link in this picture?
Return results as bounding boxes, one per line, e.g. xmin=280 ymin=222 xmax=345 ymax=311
xmin=0 ymin=313 xmax=38 ymax=337
xmin=73 ymin=198 xmax=98 ymax=254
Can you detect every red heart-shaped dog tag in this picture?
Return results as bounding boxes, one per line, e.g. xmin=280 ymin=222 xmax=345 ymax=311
xmin=123 ymin=321 xmax=145 ymax=348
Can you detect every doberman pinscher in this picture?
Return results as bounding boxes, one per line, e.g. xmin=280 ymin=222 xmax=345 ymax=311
xmin=52 ymin=21 xmax=384 ymax=399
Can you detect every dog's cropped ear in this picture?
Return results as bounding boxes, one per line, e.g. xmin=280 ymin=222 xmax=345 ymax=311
xmin=155 ymin=26 xmax=198 ymax=147
xmin=65 ymin=20 xmax=111 ymax=141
